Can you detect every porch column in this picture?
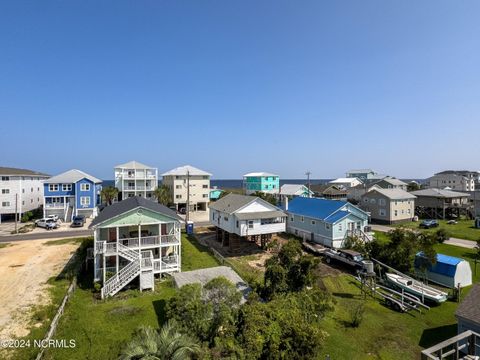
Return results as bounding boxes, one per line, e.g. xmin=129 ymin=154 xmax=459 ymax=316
xmin=138 ymin=224 xmax=141 ymax=257
xmin=116 ymin=227 xmax=119 ymax=279
xmin=102 ymin=254 xmax=106 ymax=284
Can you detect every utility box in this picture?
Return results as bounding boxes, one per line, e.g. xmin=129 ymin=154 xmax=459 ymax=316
xmin=186 ymin=221 xmax=194 ymax=235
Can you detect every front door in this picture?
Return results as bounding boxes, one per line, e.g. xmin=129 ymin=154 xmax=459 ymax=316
xmin=108 ymin=228 xmax=117 ymax=241
xmin=348 ymin=222 xmax=355 ymax=231
xmin=161 ymin=223 xmax=167 ymax=235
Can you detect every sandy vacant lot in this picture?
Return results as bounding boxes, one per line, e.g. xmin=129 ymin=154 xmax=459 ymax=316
xmin=0 ymin=239 xmax=79 ymax=339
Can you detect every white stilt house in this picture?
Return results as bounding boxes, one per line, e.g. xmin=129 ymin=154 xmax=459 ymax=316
xmin=91 ymin=196 xmax=182 ymax=299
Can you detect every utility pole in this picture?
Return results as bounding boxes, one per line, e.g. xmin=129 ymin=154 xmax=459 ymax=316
xmin=186 ymin=170 xmax=190 ymax=223
xmin=305 ymin=171 xmax=311 ymax=198
xmin=14 ymin=193 xmax=18 ymax=234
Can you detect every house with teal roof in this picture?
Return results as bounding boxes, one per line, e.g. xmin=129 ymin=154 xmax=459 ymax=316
xmin=243 ymin=172 xmax=280 ymax=195
xmin=285 ymin=197 xmax=369 ymax=248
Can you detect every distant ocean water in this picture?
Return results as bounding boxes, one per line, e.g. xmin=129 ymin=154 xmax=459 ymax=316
xmin=102 ymin=178 xmax=425 ymax=189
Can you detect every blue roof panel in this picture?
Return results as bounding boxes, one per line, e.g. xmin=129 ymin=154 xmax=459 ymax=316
xmin=324 ymin=210 xmax=350 ymax=223
xmin=415 ymin=252 xmax=464 ymax=277
xmin=286 ymin=197 xmax=347 ymax=222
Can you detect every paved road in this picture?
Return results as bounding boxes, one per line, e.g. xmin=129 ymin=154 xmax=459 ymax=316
xmin=0 ymin=230 xmax=92 ymax=243
xmin=370 ymin=224 xmax=476 ymax=250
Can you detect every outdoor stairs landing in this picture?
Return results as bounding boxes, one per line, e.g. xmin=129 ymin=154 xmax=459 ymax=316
xmin=101 ymin=244 xmax=144 ymax=299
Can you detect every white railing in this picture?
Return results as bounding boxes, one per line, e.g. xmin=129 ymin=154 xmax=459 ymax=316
xmin=153 ymin=255 xmax=179 ymax=271
xmin=105 ymin=242 xmax=117 ymax=254
xmin=101 ymin=259 xmax=140 ymax=299
xmin=45 ymin=203 xmax=65 ymax=208
xmin=118 ymin=243 xmax=139 ymax=261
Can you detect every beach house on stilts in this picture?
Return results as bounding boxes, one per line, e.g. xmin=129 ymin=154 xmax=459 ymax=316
xmin=91 ymin=196 xmax=182 ymax=299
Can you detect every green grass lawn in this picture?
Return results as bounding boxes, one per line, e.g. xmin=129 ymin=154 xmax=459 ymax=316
xmin=42 ymin=233 xmax=220 ymax=360
xmin=318 ymin=274 xmax=461 ymax=360
xmin=395 ymin=219 xmax=480 ymax=241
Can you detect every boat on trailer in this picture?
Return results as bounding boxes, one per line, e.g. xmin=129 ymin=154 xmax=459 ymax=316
xmin=385 ymin=273 xmax=448 ymax=304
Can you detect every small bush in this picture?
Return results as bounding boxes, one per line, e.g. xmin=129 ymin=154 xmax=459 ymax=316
xmin=348 ymin=302 xmax=365 ymax=328
xmin=93 ymin=282 xmax=101 ymax=293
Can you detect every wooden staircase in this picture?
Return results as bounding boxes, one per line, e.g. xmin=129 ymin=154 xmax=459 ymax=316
xmin=100 ymin=244 xmax=142 ymax=299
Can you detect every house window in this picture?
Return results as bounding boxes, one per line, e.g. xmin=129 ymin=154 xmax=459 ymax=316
xmin=203 ymin=194 xmax=208 ymax=198
xmin=31 ymin=187 xmax=33 ymax=192
xmin=407 ymin=209 xmax=411 ymax=215
xmin=236 ymin=221 xmax=239 ymax=228
xmin=370 ymin=198 xmax=376 ymax=204
xmin=176 ymin=195 xmax=182 ymax=199
xmin=301 ymin=216 xmax=304 ymax=222
xmin=379 ymin=199 xmax=386 ymax=206
xmin=364 ymin=198 xmax=368 ymax=203
xmin=176 ymin=185 xmax=182 ymax=189
xmin=80 ymin=183 xmax=90 ymax=191
xmin=203 ymin=185 xmax=208 ymax=189
xmin=31 ymin=199 xmax=33 ymax=203
xmin=62 ymin=184 xmax=72 ymax=191
xmin=80 ymin=197 xmax=90 ymax=206
xmin=379 ymin=209 xmax=386 ymax=216
xmin=22 ymin=201 xmax=25 ymax=205
xmin=394 ymin=210 xmax=398 ymax=217
xmin=1 ymin=176 xmax=9 ymax=181
xmin=248 ymin=221 xmax=254 ymax=229
xmin=22 ymin=189 xmax=25 ymax=193
xmin=290 ymin=216 xmax=294 ymax=222
xmin=2 ymin=202 xmax=10 ymax=207
xmin=49 ymin=184 xmax=59 ymax=192
xmin=212 ymin=213 xmax=216 ymax=220
xmin=311 ymin=220 xmax=316 ymax=225
xmin=338 ymin=223 xmax=342 ymax=232
xmin=224 ymin=216 xmax=228 ymax=221
xmin=325 ymin=223 xmax=331 ymax=230
xmin=1 ymin=189 xmax=9 ymax=194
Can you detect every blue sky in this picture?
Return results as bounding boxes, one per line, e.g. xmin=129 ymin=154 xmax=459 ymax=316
xmin=1 ymin=1 xmax=479 ymax=179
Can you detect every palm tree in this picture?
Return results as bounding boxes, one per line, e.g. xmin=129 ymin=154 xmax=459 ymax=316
xmin=101 ymin=186 xmax=119 ymax=206
xmin=119 ymin=322 xmax=200 ymax=360
xmin=153 ymin=185 xmax=171 ymax=206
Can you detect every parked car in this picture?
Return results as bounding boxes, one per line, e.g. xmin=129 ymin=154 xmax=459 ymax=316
xmin=35 ymin=218 xmax=58 ymax=230
xmin=71 ymin=215 xmax=86 ymax=227
xmin=324 ymin=249 xmax=365 ymax=270
xmin=447 ymin=220 xmax=458 ymax=225
xmin=419 ymin=219 xmax=439 ymax=229
xmin=46 ymin=214 xmax=59 ymax=222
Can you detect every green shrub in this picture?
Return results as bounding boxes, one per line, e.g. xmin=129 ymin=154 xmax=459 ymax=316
xmin=93 ymin=282 xmax=101 ymax=293
xmin=21 ymin=211 xmax=33 ymax=223
xmin=348 ymin=302 xmax=365 ymax=328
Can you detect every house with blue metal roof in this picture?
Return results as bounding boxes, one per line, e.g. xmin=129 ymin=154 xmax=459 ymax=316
xmin=284 ymin=197 xmax=369 ymax=248
xmin=415 ymin=252 xmax=472 ymax=288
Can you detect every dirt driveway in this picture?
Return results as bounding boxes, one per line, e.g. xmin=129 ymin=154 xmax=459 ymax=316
xmin=0 ymin=238 xmax=79 ymax=339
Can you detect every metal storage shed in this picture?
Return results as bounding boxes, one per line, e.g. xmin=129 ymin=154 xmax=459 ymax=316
xmin=415 ymin=253 xmax=472 ymax=288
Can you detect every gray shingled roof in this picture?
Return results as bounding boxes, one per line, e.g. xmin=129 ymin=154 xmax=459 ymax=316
xmin=456 ymin=283 xmax=480 ymax=325
xmin=0 ymin=166 xmax=50 ymax=177
xmin=209 ymin=193 xmax=257 ymax=213
xmin=410 ymin=188 xmax=471 ymax=199
xmin=44 ymin=169 xmax=101 ymax=184
xmin=90 ymin=196 xmax=182 ymax=228
xmin=367 ymin=188 xmax=416 ymax=200
xmin=377 ymin=177 xmax=408 ymax=187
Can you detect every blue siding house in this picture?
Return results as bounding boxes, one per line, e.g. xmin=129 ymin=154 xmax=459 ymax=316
xmin=43 ymin=169 xmax=102 ymax=222
xmin=285 ymin=197 xmax=369 ymax=248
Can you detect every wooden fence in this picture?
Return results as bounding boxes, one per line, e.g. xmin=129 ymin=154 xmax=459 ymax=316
xmin=34 ymin=278 xmax=77 ymax=360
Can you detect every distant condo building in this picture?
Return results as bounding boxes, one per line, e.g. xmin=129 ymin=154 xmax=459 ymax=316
xmin=0 ymin=167 xmax=50 ymax=223
xmin=427 ymin=170 xmax=478 ymax=192
xmin=114 ymin=161 xmax=158 ymax=200
xmin=243 ymin=172 xmax=280 ymax=195
xmin=346 ymin=169 xmax=377 ymax=181
xmin=162 ymin=165 xmax=211 ymax=212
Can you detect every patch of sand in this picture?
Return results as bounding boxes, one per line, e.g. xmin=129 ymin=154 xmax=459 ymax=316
xmin=0 ymin=238 xmax=79 ymax=339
